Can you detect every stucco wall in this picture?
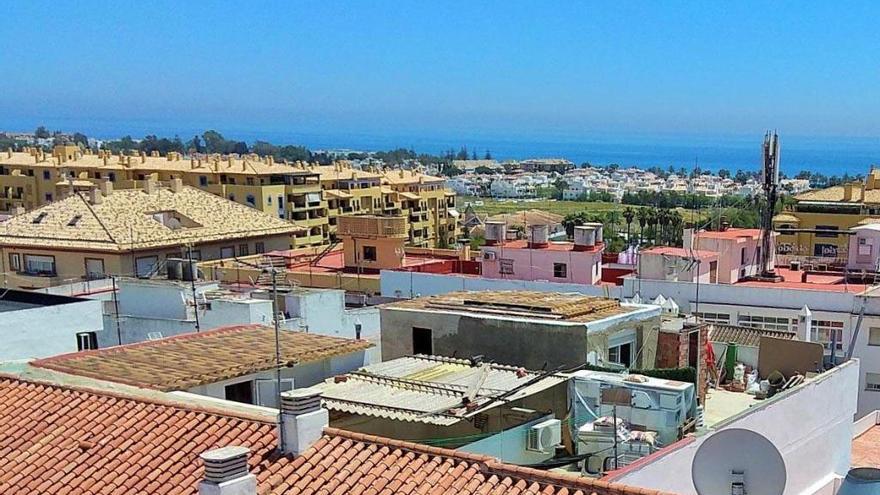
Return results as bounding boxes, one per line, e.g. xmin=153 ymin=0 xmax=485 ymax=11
xmin=480 ymin=246 xmax=603 ymax=284
xmin=608 ymin=360 xmax=859 ymax=495
xmin=2 ymin=298 xmax=103 ymax=360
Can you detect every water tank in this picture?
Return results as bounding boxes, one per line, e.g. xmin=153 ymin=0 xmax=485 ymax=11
xmin=166 ymin=258 xmax=184 ymax=280
xmin=528 ymin=224 xmax=550 ymax=248
xmin=574 ymin=226 xmax=596 ymax=250
xmin=838 ymin=468 xmax=880 ymax=495
xmin=484 ymin=221 xmax=506 ymax=246
xmin=182 ymin=259 xmax=199 ymax=282
xmin=585 ymin=222 xmax=604 ymax=243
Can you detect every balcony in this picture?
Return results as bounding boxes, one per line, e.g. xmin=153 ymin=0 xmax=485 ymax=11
xmin=337 ymin=215 xmax=408 ymax=238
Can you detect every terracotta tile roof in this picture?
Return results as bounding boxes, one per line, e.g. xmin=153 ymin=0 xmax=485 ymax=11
xmin=32 ymin=324 xmax=372 ymax=391
xmin=387 ymin=290 xmax=637 ymax=323
xmin=0 ymin=185 xmax=301 ymax=251
xmin=0 ymin=375 xmax=674 ymax=495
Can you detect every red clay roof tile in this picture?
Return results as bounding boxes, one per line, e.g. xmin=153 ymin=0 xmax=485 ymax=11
xmin=0 ymin=376 xmax=675 ymax=495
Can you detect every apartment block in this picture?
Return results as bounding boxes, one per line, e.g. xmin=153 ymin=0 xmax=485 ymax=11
xmin=0 ymin=146 xmax=459 ymax=248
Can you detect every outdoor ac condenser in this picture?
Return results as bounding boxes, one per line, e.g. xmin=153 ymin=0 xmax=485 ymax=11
xmin=527 ymin=419 xmax=562 ymax=453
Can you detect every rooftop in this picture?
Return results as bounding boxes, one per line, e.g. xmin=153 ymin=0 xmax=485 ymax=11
xmin=386 ymin=290 xmax=637 ymax=323
xmin=486 ymin=209 xmax=565 ymax=227
xmin=0 ymin=184 xmax=301 ymax=251
xmin=0 ymin=373 xmax=666 ymax=495
xmin=693 ymin=228 xmax=762 ymax=241
xmin=318 ymin=355 xmax=566 ymax=426
xmin=0 ymin=289 xmax=90 ymax=313
xmin=640 ymin=246 xmax=718 ymax=260
xmin=490 ymin=238 xmax=603 ymax=252
xmin=734 ymin=267 xmax=873 ymax=293
xmin=32 ymin=324 xmax=372 ymax=391
xmin=852 ymin=415 xmax=880 ymax=468
xmin=708 ymin=324 xmax=797 ymax=347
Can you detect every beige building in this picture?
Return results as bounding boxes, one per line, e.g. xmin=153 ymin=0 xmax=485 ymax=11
xmin=0 ymin=146 xmax=460 ymax=248
xmin=0 ymin=179 xmax=300 ymax=288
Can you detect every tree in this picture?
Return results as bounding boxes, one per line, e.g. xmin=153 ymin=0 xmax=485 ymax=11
xmin=72 ymin=132 xmax=89 ymax=147
xmin=636 ymin=208 xmax=649 ymax=246
xmin=34 ymin=126 xmax=50 ymax=139
xmin=718 ymin=168 xmax=731 ymax=179
xmin=471 ymin=150 xmax=477 ymax=160
xmin=552 ymin=178 xmax=568 ymax=200
xmin=623 ymin=206 xmax=635 ymax=246
xmin=188 ymin=135 xmax=203 ymax=153
xmin=455 ymin=146 xmax=468 ymax=161
xmin=474 ymin=166 xmax=495 ymax=175
xmin=484 ymin=150 xmax=492 ymax=160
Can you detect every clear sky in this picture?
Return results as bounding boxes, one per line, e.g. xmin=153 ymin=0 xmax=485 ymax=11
xmin=1 ymin=1 xmax=879 ymax=140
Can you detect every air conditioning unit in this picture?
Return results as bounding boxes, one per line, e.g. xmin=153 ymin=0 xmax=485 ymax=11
xmin=483 ymin=251 xmax=497 ymax=261
xmin=527 ymin=419 xmax=562 ymax=453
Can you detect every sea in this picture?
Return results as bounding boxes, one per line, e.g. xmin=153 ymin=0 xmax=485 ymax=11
xmin=4 ymin=118 xmax=877 ymax=176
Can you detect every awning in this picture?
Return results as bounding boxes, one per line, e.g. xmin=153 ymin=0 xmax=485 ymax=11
xmin=448 ymin=208 xmax=460 ymax=218
xmin=400 ymin=192 xmax=420 ymax=200
xmin=380 ymin=186 xmax=395 ymax=194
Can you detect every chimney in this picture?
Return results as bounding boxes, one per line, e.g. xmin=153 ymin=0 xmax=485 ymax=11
xmin=573 ymin=225 xmax=597 ymax=251
xmin=198 ymin=446 xmax=256 ymax=495
xmin=170 ymin=177 xmax=184 ymax=193
xmin=102 ymin=154 xmax=108 ymax=167
xmin=89 ymin=186 xmax=103 ymax=205
xmin=798 ymin=305 xmax=813 ymax=342
xmin=99 ymin=180 xmax=113 ymax=197
xmin=483 ymin=221 xmax=506 ymax=246
xmin=278 ymin=388 xmax=328 ymax=455
xmin=527 ymin=224 xmax=549 ymax=248
xmin=10 ymin=205 xmax=25 ymax=216
xmin=144 ymin=179 xmax=156 ymax=195
xmin=140 ymin=151 xmax=146 ymax=163
xmin=6 ymin=148 xmax=12 ymax=158
xmin=584 ymin=222 xmax=604 ymax=243
xmin=844 ymin=183 xmax=854 ymax=202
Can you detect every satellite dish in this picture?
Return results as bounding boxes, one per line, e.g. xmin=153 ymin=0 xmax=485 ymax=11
xmin=692 ymin=429 xmax=786 ymax=495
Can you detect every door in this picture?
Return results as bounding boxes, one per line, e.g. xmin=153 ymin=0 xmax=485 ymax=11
xmin=85 ymin=258 xmax=105 ymax=280
xmin=135 ymin=256 xmax=158 ymax=278
xmin=254 ymin=378 xmax=295 ymax=408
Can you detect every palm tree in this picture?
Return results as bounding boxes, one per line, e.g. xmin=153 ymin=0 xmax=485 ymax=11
xmin=647 ymin=210 xmax=659 ymax=245
xmin=670 ymin=210 xmax=684 ymax=246
xmin=623 ymin=207 xmax=635 ymax=246
xmin=636 ymin=208 xmax=649 ymax=246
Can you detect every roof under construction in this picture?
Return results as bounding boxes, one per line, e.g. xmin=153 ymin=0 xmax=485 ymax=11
xmin=385 ymin=290 xmax=633 ymax=323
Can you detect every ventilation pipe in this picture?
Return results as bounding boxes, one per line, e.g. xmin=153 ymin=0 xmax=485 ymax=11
xmin=484 ymin=221 xmax=505 ymax=246
xmin=198 ymin=446 xmax=256 ymax=495
xmin=527 ymin=224 xmax=549 ymax=248
xmin=278 ymin=388 xmax=328 ymax=455
xmin=573 ymin=225 xmax=596 ymax=251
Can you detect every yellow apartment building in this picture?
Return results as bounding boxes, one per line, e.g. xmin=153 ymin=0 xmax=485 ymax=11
xmin=0 ymin=146 xmax=460 ymax=248
xmin=774 ymin=169 xmax=880 ymax=259
xmin=0 ymin=179 xmax=300 ymax=289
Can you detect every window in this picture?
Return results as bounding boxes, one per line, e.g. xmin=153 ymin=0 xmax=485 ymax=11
xmin=246 ymin=177 xmax=254 ymax=186
xmin=869 ymin=327 xmax=880 ymax=347
xmin=76 ymin=332 xmax=98 ymax=351
xmin=499 ymin=258 xmax=515 ymax=275
xmin=811 ymin=320 xmax=844 ymax=351
xmin=362 ymin=245 xmax=377 ymax=262
xmin=137 ymin=174 xmax=145 ymax=180
xmin=84 ymin=258 xmax=105 ymax=279
xmin=94 ymin=172 xmax=101 ymax=179
xmin=238 ymin=244 xmax=249 ymax=256
xmin=220 ymin=246 xmax=235 ymax=259
xmin=255 ymin=242 xmax=265 ymax=254
xmin=267 ymin=196 xmax=272 ymax=204
xmin=224 ymin=381 xmax=254 ymax=405
xmin=42 ymin=170 xmax=51 ymax=180
xmin=199 ymin=176 xmax=208 ymax=186
xmin=246 ymin=194 xmax=256 ymax=206
xmin=23 ymin=254 xmax=56 ymax=275
xmin=412 ymin=327 xmax=433 ymax=355
xmin=741 ymin=247 xmax=747 ymax=264
xmin=8 ymin=253 xmax=20 ymax=272
xmin=553 ymin=262 xmax=567 ymax=278
xmin=108 ymin=172 xmax=116 ymax=182
xmin=254 ymin=378 xmax=294 ymax=408
xmin=135 ymin=255 xmax=159 ymax=278
xmin=867 ymin=373 xmax=880 ymax=392
xmin=45 ymin=193 xmax=53 ymax=202
xmin=27 ymin=169 xmax=34 ymax=176
xmin=694 ymin=312 xmax=730 ymax=324
xmin=737 ymin=314 xmax=793 ymax=332
xmin=608 ymin=342 xmax=633 ymax=367
xmin=187 ymin=249 xmax=202 ymax=261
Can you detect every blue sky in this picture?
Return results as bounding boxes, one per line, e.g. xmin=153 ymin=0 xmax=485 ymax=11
xmin=1 ymin=1 xmax=879 ymax=140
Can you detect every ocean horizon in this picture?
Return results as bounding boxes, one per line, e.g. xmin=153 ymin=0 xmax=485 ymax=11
xmin=2 ymin=118 xmax=877 ymax=176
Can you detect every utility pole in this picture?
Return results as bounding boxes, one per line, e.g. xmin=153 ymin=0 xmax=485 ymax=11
xmin=269 ymin=267 xmax=285 ymax=450
xmin=111 ymin=275 xmax=122 ymax=345
xmin=188 ymin=244 xmax=200 ymax=332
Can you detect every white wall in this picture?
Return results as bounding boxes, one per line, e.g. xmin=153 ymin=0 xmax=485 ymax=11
xmin=459 ymin=414 xmax=556 ymax=464
xmin=380 ymin=270 xmax=623 ymax=299
xmin=608 ymin=360 xmax=860 ymax=495
xmin=2 ymin=299 xmax=103 ymax=360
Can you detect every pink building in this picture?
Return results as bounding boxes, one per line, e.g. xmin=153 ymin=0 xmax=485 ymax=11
xmin=480 ymin=222 xmax=604 ymax=284
xmin=684 ymin=227 xmax=774 ymax=283
xmin=639 ymin=246 xmax=719 ymax=283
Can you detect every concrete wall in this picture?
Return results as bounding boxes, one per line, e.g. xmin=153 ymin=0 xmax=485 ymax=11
xmin=608 ymin=360 xmax=860 ymax=495
xmin=847 ymin=228 xmax=880 ymax=271
xmin=1 ymin=298 xmax=103 ymax=360
xmin=639 ymin=253 xmax=713 ymax=283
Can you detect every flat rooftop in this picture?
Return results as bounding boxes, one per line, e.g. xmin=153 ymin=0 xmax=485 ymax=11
xmin=32 ymin=324 xmax=372 ymax=391
xmin=0 ymin=289 xmax=89 ymax=313
xmin=490 ymin=239 xmax=603 ymax=252
xmin=702 ymin=388 xmax=761 ymax=427
xmin=852 ymin=419 xmax=880 ymax=468
xmin=386 ymin=290 xmax=637 ymax=323
xmin=735 ymin=267 xmax=872 ymax=293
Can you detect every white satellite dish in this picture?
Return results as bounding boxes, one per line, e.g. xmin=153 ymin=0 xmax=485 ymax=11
xmin=692 ymin=429 xmax=786 ymax=495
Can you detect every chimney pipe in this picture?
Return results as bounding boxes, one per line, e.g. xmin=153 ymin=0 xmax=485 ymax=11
xmin=100 ymin=180 xmax=113 ymax=197
xmin=198 ymin=446 xmax=256 ymax=495
xmin=278 ymin=388 xmax=328 ymax=455
xmin=144 ymin=179 xmax=156 ymax=195
xmin=170 ymin=177 xmax=183 ymax=193
xmin=89 ymin=187 xmax=103 ymax=205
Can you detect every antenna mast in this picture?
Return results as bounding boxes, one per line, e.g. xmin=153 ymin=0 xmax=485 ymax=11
xmin=758 ymin=131 xmax=781 ymax=280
